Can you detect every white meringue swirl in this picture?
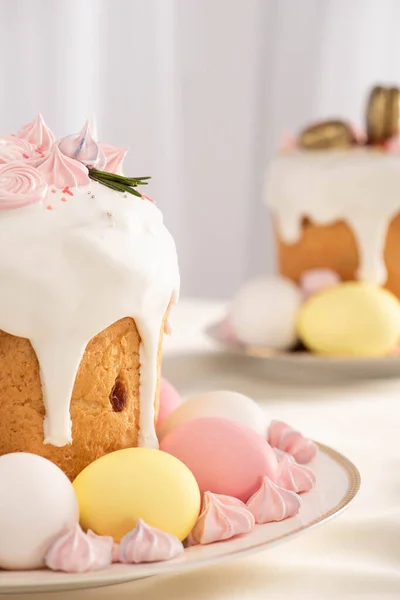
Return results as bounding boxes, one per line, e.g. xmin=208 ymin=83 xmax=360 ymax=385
xmin=118 ymin=519 xmax=184 ymax=563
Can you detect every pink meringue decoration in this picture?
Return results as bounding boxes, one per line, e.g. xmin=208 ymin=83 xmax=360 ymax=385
xmin=190 ymin=492 xmax=255 ymax=545
xmin=246 ymin=476 xmax=302 ymax=523
xmin=267 ymin=420 xmax=318 ymax=464
xmin=273 ymin=447 xmax=294 ymax=462
xmin=45 ymin=524 xmax=113 ymax=573
xmin=0 ymin=163 xmax=47 ymax=209
xmin=300 ymin=268 xmax=340 ymax=300
xmin=86 ymin=530 xmax=116 ymax=562
xmin=38 ymin=144 xmax=89 ymax=188
xmin=278 ymin=456 xmax=316 ymax=493
xmin=58 ymin=120 xmax=106 ymax=169
xmin=118 ymin=519 xmax=184 ymax=564
xmin=384 ymin=135 xmax=400 ymax=154
xmin=99 ymin=142 xmax=128 ymax=174
xmin=279 ymin=132 xmax=297 ymax=152
xmin=17 ymin=113 xmax=55 ymax=153
xmin=0 ymin=136 xmax=36 ymax=164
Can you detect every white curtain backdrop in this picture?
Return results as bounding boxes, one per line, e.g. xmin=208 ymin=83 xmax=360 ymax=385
xmin=1 ymin=0 xmax=400 ymax=297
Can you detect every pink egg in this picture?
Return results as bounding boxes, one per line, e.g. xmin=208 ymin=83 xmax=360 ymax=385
xmin=160 ymin=417 xmax=279 ymax=502
xmin=156 ymin=378 xmax=181 ymax=427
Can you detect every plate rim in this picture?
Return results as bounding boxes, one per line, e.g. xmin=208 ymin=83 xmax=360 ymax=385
xmin=0 ymin=443 xmax=361 ymax=594
xmin=205 ymin=320 xmax=400 ymax=364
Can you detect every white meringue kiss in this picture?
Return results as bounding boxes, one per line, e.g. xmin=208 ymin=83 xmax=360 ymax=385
xmin=268 ymin=420 xmax=318 ymax=464
xmin=190 ymin=492 xmax=255 ymax=545
xmin=118 ymin=520 xmax=184 ymax=564
xmin=45 ymin=524 xmax=113 ymax=573
xmin=58 ymin=120 xmax=106 ymax=170
xmin=278 ymin=456 xmax=316 ymax=493
xmin=246 ymin=476 xmax=302 ymax=523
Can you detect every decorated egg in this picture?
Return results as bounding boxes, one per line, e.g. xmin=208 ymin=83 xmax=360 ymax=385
xmin=157 ymin=390 xmax=267 ymax=440
xmin=297 ymin=282 xmax=400 ymax=357
xmin=156 ymin=378 xmax=181 ymax=427
xmin=230 ymin=276 xmax=302 ymax=348
xmin=299 ymin=268 xmax=340 ymax=299
xmin=0 ymin=453 xmax=79 ymax=570
xmin=160 ymin=417 xmax=279 ymax=502
xmin=73 ymin=448 xmax=200 ymax=542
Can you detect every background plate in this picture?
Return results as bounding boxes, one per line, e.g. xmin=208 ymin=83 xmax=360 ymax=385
xmin=205 ymin=320 xmax=400 ymax=381
xmin=0 ymin=444 xmax=360 ymax=595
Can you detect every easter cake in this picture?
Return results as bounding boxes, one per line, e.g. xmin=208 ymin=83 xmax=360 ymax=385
xmin=0 ymin=115 xmax=179 ymax=480
xmin=265 ymin=85 xmax=400 ymax=299
xmin=226 ymin=86 xmax=400 ymax=358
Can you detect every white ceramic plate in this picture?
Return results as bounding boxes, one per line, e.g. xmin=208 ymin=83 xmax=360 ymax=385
xmin=206 ymin=320 xmax=400 ymax=380
xmin=0 ymin=444 xmax=360 ymax=594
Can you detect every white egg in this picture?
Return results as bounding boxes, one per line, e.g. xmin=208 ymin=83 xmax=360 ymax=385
xmin=0 ymin=453 xmax=79 ymax=570
xmin=230 ymin=275 xmax=302 ymax=348
xmin=157 ymin=390 xmax=267 ymax=440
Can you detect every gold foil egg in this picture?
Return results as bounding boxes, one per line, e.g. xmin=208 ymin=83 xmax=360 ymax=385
xmin=299 ymin=120 xmax=355 ymax=150
xmin=366 ymin=85 xmax=400 ymax=145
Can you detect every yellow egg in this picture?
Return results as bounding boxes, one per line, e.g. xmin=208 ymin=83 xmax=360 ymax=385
xmin=297 ymin=282 xmax=400 ymax=357
xmin=73 ymin=448 xmax=200 ymax=542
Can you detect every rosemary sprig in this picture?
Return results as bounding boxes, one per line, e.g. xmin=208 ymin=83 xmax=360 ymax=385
xmin=88 ymin=168 xmax=151 ymax=198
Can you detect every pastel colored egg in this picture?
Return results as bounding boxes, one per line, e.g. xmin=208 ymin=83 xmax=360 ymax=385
xmin=160 ymin=417 xmax=279 ymax=503
xmin=156 ymin=378 xmax=181 ymax=427
xmin=73 ymin=448 xmax=200 ymax=542
xmin=299 ymin=268 xmax=340 ymax=299
xmin=297 ymin=282 xmax=400 ymax=357
xmin=230 ymin=276 xmax=302 ymax=349
xmin=157 ymin=390 xmax=267 ymax=440
xmin=0 ymin=453 xmax=79 ymax=570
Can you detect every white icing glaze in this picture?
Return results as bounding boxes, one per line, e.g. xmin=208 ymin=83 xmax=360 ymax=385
xmin=0 ymin=182 xmax=179 ymax=448
xmin=265 ymin=148 xmax=400 ymax=284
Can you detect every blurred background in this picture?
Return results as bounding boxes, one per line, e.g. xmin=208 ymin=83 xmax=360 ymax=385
xmin=1 ymin=0 xmax=400 ymax=298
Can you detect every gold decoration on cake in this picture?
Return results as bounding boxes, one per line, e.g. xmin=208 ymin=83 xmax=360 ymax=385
xmin=366 ymin=85 xmax=400 ymax=145
xmin=299 ymin=120 xmax=355 ymax=150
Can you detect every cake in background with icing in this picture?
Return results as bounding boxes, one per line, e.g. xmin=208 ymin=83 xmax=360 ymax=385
xmin=265 ymin=85 xmax=400 ymax=300
xmin=0 ymin=114 xmax=179 ymax=480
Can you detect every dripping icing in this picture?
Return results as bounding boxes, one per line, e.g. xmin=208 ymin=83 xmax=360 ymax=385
xmin=265 ymin=148 xmax=400 ymax=284
xmin=0 ymin=181 xmax=179 ymax=447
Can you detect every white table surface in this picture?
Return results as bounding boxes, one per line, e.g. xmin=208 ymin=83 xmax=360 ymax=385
xmin=7 ymin=300 xmax=400 ymax=600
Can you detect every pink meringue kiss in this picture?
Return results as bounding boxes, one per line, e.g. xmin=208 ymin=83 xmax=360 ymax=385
xmin=17 ymin=113 xmax=55 ymax=153
xmin=45 ymin=524 xmax=113 ymax=573
xmin=267 ymin=420 xmax=318 ymax=464
xmin=38 ymin=144 xmax=89 ymax=188
xmin=118 ymin=519 xmax=184 ymax=564
xmin=278 ymin=456 xmax=316 ymax=493
xmin=300 ymin=268 xmax=340 ymax=300
xmin=0 ymin=136 xmax=36 ymax=164
xmin=246 ymin=477 xmax=302 ymax=523
xmin=99 ymin=142 xmax=128 ymax=174
xmin=0 ymin=163 xmax=48 ymax=210
xmin=190 ymin=492 xmax=255 ymax=545
xmin=58 ymin=120 xmax=106 ymax=170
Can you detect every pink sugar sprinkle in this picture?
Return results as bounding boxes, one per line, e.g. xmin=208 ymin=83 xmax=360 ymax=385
xmin=51 ymin=189 xmax=56 ymax=193
xmin=141 ymin=194 xmax=155 ymax=204
xmin=46 ymin=205 xmax=53 ymax=211
xmin=62 ymin=186 xmax=74 ymax=196
xmin=22 ymin=153 xmax=29 ymax=159
xmin=61 ymin=197 xmax=67 ymax=202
